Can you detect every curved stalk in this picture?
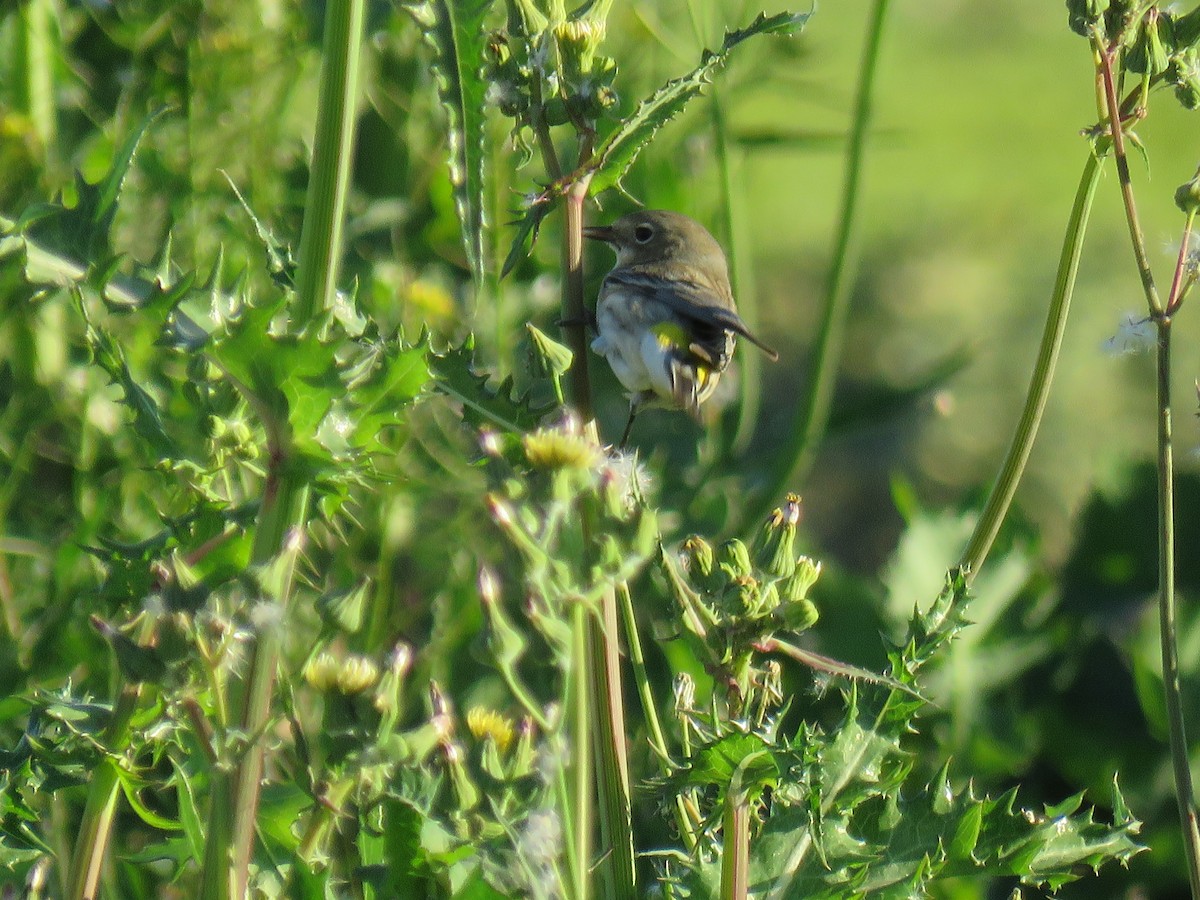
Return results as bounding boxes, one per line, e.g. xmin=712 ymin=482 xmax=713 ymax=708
xmin=1093 ymin=40 xmax=1200 ymax=896
xmin=958 ymin=152 xmax=1102 ymax=578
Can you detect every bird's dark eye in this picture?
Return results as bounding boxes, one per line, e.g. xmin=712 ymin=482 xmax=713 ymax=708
xmin=634 ymin=224 xmax=654 ymax=243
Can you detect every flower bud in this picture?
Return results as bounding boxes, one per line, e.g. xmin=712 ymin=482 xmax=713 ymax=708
xmin=316 ymin=582 xmax=368 ymax=633
xmin=526 ymin=323 xmax=574 ymax=379
xmin=505 ymin=0 xmax=548 ymax=37
xmin=443 ymin=742 xmax=481 ymax=811
xmin=555 ymin=17 xmax=606 ymax=79
xmin=509 ymin=717 xmax=536 ymax=779
xmin=752 ymin=494 xmax=802 ymax=579
xmin=1175 ymin=173 xmax=1200 ymax=213
xmin=303 ymin=652 xmax=341 ymax=692
xmin=681 ymin=536 xmax=715 ymax=583
xmin=479 ymin=570 xmax=527 ymax=670
xmin=775 ymin=557 xmax=821 ymax=632
xmin=1066 ymin=0 xmax=1109 ymax=38
xmin=673 ymin=672 xmax=696 ymax=716
xmin=718 ymin=539 xmax=753 ymax=581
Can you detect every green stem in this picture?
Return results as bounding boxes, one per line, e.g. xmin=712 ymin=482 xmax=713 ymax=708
xmin=291 ymin=0 xmax=365 ymax=328
xmin=748 ymin=0 xmax=891 ymax=527
xmin=1097 ymin=46 xmax=1163 ymax=316
xmin=1154 ymin=320 xmax=1200 ymax=899
xmin=589 ymin=596 xmax=635 ymax=899
xmin=561 ymin=174 xmax=596 ymax=423
xmin=66 ymin=682 xmax=144 ymax=900
xmin=720 ymin=754 xmax=761 ymax=900
xmin=561 ymin=144 xmax=634 ymax=897
xmin=709 ymin=87 xmax=761 ymax=456
xmin=568 ymin=603 xmax=592 ymax=900
xmin=1092 ymin=44 xmax=1200 ymax=895
xmin=958 ymin=152 xmax=1102 ymax=578
xmin=199 ymin=4 xmax=365 ymax=896
xmin=18 ymin=0 xmax=58 ymax=164
xmin=617 ymin=581 xmax=698 ymax=852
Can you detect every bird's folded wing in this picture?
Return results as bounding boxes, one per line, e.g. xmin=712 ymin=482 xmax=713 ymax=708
xmin=605 ymin=270 xmax=779 ymax=361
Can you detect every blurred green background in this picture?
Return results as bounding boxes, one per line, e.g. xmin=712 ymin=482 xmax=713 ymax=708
xmin=2 ymin=0 xmax=1200 ymax=896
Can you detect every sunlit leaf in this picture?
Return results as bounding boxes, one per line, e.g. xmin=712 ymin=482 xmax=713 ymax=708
xmin=404 ymin=0 xmax=493 ymax=282
xmin=587 ymin=11 xmax=813 ymax=196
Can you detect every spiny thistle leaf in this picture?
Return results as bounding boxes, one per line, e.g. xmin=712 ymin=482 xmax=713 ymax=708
xmin=586 ymin=11 xmax=812 ymax=196
xmin=76 ymin=296 xmax=178 ymax=458
xmin=500 ymin=192 xmax=555 ymax=279
xmin=404 ymin=0 xmax=492 ymax=282
xmin=23 ymin=109 xmax=166 ymax=265
xmin=700 ymin=568 xmax=1144 ymax=898
xmin=429 ymin=335 xmax=555 ymax=432
xmin=208 ymin=292 xmax=341 ymax=454
xmin=338 ymin=332 xmax=431 ymax=455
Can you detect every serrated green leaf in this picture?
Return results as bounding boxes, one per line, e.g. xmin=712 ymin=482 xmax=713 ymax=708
xmin=343 ymin=336 xmax=431 ymax=453
xmin=429 ymin=335 xmax=555 ymax=432
xmin=405 ymin=0 xmax=492 ymax=282
xmin=84 ymin=325 xmax=178 ymax=457
xmin=586 ymin=11 xmax=813 ymax=196
xmin=115 ymin=765 xmax=182 ymax=832
xmin=208 ymin=293 xmax=341 ymax=451
xmin=500 ymin=195 xmax=554 ymax=279
xmin=26 ymin=109 xmax=166 ymax=264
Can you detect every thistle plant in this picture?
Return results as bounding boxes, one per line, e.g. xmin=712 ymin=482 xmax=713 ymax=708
xmin=0 ymin=2 xmax=1182 ymax=898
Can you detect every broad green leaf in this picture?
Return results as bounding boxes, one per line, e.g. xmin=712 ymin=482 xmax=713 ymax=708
xmin=587 ymin=11 xmax=813 ymax=196
xmin=343 ymin=335 xmax=431 ymax=454
xmin=208 ymin=293 xmax=341 ymax=453
xmin=405 ymin=0 xmax=493 ymax=282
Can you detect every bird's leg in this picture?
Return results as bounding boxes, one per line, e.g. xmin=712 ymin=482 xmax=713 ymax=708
xmin=618 ymin=402 xmax=639 ymax=449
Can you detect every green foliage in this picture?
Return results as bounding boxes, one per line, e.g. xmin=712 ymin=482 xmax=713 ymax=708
xmin=0 ymin=1 xmax=1189 ymax=898
xmin=587 ymin=12 xmax=813 ymax=197
xmin=404 ymin=0 xmax=493 ymax=282
xmin=659 ymin=571 xmax=1143 ymax=897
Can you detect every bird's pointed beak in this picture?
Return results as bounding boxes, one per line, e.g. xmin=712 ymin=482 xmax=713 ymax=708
xmin=583 ymin=224 xmax=615 ymax=242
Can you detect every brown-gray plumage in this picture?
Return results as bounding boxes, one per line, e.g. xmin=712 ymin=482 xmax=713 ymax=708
xmin=584 ymin=210 xmax=778 ymax=443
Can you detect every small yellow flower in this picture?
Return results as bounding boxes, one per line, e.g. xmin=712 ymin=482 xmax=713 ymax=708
xmin=335 ymin=655 xmax=380 ymax=695
xmin=522 ymin=426 xmax=601 ymax=471
xmin=303 ymin=652 xmax=341 ymax=692
xmin=466 ymin=707 xmax=516 ymax=753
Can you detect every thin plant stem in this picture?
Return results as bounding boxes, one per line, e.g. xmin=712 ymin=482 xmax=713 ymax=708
xmin=1166 ymin=209 xmax=1196 ymax=317
xmin=568 ymin=603 xmax=592 ymax=900
xmin=616 ymin=581 xmax=698 ymax=852
xmin=1094 ymin=38 xmax=1200 ymax=898
xmin=557 ymin=114 xmax=635 ymax=893
xmin=720 ymin=790 xmax=750 ymax=900
xmin=66 ymin=680 xmax=144 ymax=900
xmin=747 ymin=0 xmax=891 ymax=529
xmin=1097 ymin=45 xmax=1163 ymax=316
xmin=1154 ymin=320 xmax=1200 ymax=900
xmin=958 ymin=152 xmax=1102 ymax=578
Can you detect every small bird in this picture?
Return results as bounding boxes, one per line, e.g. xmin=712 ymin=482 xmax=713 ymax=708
xmin=584 ymin=210 xmax=779 ymax=446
